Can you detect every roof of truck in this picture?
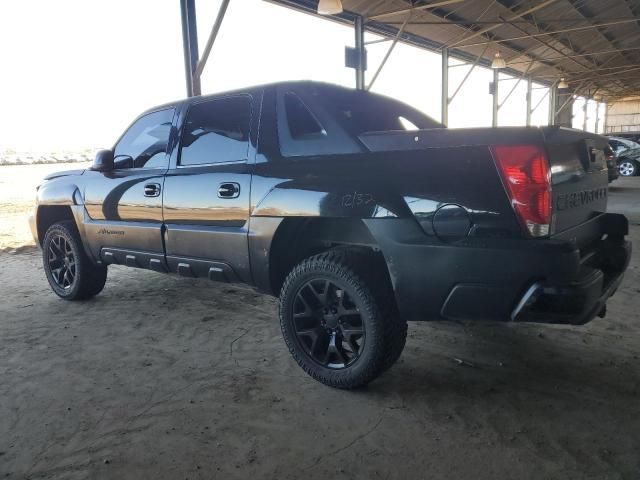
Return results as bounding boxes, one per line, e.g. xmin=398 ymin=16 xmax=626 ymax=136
xmin=143 ymin=80 xmax=357 ymax=115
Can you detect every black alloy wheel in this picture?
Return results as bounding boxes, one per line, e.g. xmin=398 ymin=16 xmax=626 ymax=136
xmin=42 ymin=221 xmax=108 ymax=300
xmin=293 ymin=278 xmax=365 ymax=369
xmin=47 ymin=233 xmax=76 ymax=290
xmin=279 ymin=249 xmax=407 ymax=389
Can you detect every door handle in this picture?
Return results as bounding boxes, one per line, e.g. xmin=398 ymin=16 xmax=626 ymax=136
xmin=218 ymin=182 xmax=240 ymax=199
xmin=144 ymin=183 xmax=161 ymax=197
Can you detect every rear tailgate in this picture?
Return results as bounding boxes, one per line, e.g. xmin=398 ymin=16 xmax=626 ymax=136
xmin=358 ymin=126 xmax=610 ymax=244
xmin=541 ymin=127 xmax=609 ymax=240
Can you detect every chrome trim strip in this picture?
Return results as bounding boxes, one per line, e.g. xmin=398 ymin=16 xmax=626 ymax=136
xmin=511 ymin=282 xmax=542 ymax=321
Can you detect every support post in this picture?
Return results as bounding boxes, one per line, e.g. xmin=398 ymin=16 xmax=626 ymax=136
xmin=492 ymin=68 xmax=499 ymax=127
xmin=554 ymin=90 xmax=575 ymax=128
xmin=180 ymin=0 xmax=200 ymax=97
xmin=354 ymin=16 xmax=365 ymax=90
xmin=526 ymin=77 xmax=532 ymax=126
xmin=548 ymin=82 xmax=557 ymax=125
xmin=583 ymin=97 xmax=589 ymax=131
xmin=441 ymin=48 xmax=448 ymax=126
xmin=594 ymin=101 xmax=600 ymax=133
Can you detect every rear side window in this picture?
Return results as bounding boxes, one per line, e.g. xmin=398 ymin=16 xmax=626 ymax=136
xmin=399 ymin=116 xmax=419 ymax=130
xmin=180 ymin=96 xmax=251 ymax=166
xmin=113 ymin=108 xmax=174 ymax=169
xmin=319 ymin=86 xmax=441 ymax=135
xmin=284 ymin=92 xmax=325 ymax=139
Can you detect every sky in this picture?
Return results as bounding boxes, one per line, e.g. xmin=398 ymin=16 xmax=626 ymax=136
xmin=0 ymin=0 xmax=597 ymax=152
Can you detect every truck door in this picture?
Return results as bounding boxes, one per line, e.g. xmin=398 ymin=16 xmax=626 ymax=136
xmin=83 ymin=108 xmax=175 ymax=269
xmin=162 ymin=94 xmax=254 ymax=283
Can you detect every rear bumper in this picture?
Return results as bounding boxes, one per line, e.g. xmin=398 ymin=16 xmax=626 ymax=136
xmin=511 ymin=238 xmax=630 ymax=324
xmin=365 ymin=213 xmax=631 ymax=324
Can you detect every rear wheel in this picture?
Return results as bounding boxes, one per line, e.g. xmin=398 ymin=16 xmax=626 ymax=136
xmin=279 ymin=249 xmax=406 ymax=389
xmin=618 ymin=159 xmax=637 ymax=177
xmin=43 ymin=221 xmax=107 ymax=300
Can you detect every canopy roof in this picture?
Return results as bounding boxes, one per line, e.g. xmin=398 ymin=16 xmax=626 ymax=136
xmin=269 ymin=0 xmax=640 ymax=100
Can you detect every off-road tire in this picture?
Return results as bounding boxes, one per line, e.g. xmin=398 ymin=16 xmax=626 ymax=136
xmin=43 ymin=221 xmax=107 ymax=300
xmin=279 ymin=248 xmax=407 ymax=389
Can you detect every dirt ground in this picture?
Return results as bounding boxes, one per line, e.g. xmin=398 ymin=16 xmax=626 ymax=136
xmin=1 ymin=176 xmax=639 ymax=479
xmin=0 ymin=163 xmax=90 ymax=251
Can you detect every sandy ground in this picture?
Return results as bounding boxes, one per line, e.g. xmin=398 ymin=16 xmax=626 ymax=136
xmin=0 ymin=172 xmax=639 ymax=479
xmin=0 ymin=163 xmax=90 ymax=251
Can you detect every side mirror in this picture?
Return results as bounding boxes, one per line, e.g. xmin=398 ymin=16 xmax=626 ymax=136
xmin=91 ymin=149 xmax=114 ymax=172
xmin=114 ymin=155 xmax=134 ymax=169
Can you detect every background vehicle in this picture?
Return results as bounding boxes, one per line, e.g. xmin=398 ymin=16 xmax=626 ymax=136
xmin=30 ymin=82 xmax=631 ymax=388
xmin=617 ymin=148 xmax=640 ymax=177
xmin=609 ymin=136 xmax=640 ymax=176
xmin=608 ymin=136 xmax=640 ymax=156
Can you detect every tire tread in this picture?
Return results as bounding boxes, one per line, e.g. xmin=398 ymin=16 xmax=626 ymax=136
xmin=279 ymin=248 xmax=406 ymax=389
xmin=43 ymin=221 xmax=107 ymax=301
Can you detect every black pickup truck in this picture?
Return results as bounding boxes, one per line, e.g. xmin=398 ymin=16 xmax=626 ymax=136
xmin=31 ymin=81 xmax=631 ymax=388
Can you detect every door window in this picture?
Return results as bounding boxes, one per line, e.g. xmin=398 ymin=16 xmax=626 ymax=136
xmin=113 ymin=108 xmax=174 ymax=169
xmin=179 ymin=96 xmax=251 ymax=166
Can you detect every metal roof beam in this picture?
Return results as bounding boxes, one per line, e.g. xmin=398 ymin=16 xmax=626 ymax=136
xmin=568 ymin=66 xmax=640 ymax=82
xmin=266 ymin=0 xmax=554 ymax=85
xmin=366 ymin=13 xmax=412 ymax=90
xmin=368 ymin=0 xmax=466 ymax=21
xmin=456 ymin=19 xmax=639 ymax=48
xmin=555 ymin=0 xmax=639 ymax=95
xmin=499 ymin=60 xmax=534 ymax=109
xmin=447 ymin=0 xmax=559 ymax=47
xmin=494 ymin=0 xmax=632 ymax=96
xmin=382 ymin=17 xmax=639 ymax=25
xmin=565 ymin=0 xmax=640 ymax=68
xmin=194 ymin=0 xmax=231 ymax=83
xmin=507 ymin=45 xmax=640 ymax=66
xmin=424 ymin=3 xmax=561 ymax=74
xmin=448 ymin=44 xmax=490 ymax=103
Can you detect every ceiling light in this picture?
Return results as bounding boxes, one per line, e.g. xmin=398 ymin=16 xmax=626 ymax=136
xmin=317 ymin=0 xmax=343 ymax=15
xmin=558 ymin=78 xmax=569 ymax=89
xmin=491 ymin=51 xmax=506 ymax=69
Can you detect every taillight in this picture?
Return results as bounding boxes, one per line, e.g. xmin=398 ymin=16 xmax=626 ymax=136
xmin=491 ymin=145 xmax=552 ymax=237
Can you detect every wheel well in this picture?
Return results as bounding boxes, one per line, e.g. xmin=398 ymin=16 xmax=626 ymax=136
xmin=36 ymin=205 xmax=75 ymax=246
xmin=268 ymin=217 xmax=390 ymax=296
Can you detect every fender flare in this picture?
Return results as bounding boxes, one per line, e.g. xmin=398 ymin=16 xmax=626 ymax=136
xmin=35 ymin=183 xmax=95 ymax=261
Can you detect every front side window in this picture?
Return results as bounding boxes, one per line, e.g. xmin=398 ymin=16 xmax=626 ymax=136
xmin=179 ymin=96 xmax=251 ymax=166
xmin=113 ymin=108 xmax=174 ymax=169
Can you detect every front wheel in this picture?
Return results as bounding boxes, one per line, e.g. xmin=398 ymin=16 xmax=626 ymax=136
xmin=42 ymin=221 xmax=107 ymax=300
xmin=618 ymin=159 xmax=638 ymax=177
xmin=279 ymin=249 xmax=406 ymax=389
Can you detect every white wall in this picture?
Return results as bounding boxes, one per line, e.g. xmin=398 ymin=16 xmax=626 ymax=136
xmin=606 ymin=97 xmax=640 ymax=134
